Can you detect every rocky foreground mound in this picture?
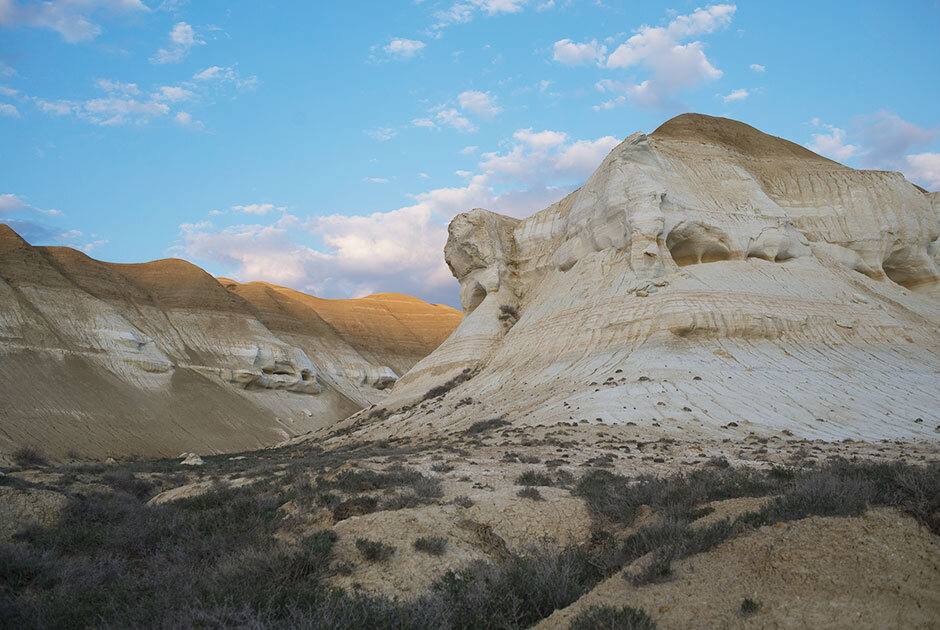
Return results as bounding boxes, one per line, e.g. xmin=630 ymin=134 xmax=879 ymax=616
xmin=346 ymin=113 xmax=939 ymax=442
xmin=0 ymin=228 xmax=460 ymax=460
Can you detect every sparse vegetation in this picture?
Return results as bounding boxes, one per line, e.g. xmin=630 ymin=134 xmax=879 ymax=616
xmin=413 ymin=536 xmax=448 ymax=556
xmin=740 ymin=598 xmax=762 ymax=615
xmin=517 ymin=486 xmax=544 ymax=501
xmin=498 ymin=304 xmax=519 ymax=322
xmin=452 ymin=495 xmax=474 ymax=508
xmin=465 ymin=417 xmax=509 ymax=435
xmin=569 ymin=605 xmax=657 ymax=630
xmin=422 ymin=367 xmax=475 ymax=401
xmin=11 ymin=446 xmax=48 ymax=468
xmin=356 ymin=538 xmax=396 ymax=562
xmin=0 ymin=440 xmax=935 ymax=629
xmin=516 ymin=470 xmax=555 ymax=486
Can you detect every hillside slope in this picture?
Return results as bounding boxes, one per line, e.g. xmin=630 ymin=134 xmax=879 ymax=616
xmin=339 ymin=114 xmax=940 ymax=443
xmin=0 ymin=228 xmax=461 ymax=460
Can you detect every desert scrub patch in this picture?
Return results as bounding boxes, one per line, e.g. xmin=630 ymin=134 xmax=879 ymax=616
xmin=100 ymin=469 xmax=155 ymax=501
xmin=12 ymin=446 xmax=48 ymax=468
xmin=413 ymin=536 xmax=448 ymax=556
xmin=516 ymin=470 xmax=555 ymax=486
xmin=740 ymin=597 xmax=762 ymax=615
xmin=517 ymin=487 xmax=545 ymax=501
xmin=356 ymin=538 xmax=395 ymax=562
xmin=423 ymin=367 xmax=475 ymax=401
xmin=452 ymin=495 xmax=474 ymax=508
xmin=464 ymin=417 xmax=509 ymax=435
xmin=332 ymin=496 xmax=379 ymax=521
xmin=569 ymin=605 xmax=656 ymax=630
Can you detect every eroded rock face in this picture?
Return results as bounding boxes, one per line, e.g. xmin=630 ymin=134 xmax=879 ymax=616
xmin=384 ymin=114 xmax=940 ymax=441
xmin=0 ymin=231 xmax=461 ymax=460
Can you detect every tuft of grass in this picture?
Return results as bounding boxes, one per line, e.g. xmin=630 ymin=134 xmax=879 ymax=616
xmin=413 ymin=536 xmax=448 ymax=556
xmin=740 ymin=598 xmax=762 ymax=615
xmin=465 ymin=418 xmax=510 ymax=435
xmin=452 ymin=495 xmax=474 ymax=508
xmin=569 ymin=605 xmax=656 ymax=630
xmin=12 ymin=446 xmax=48 ymax=468
xmin=517 ymin=487 xmax=545 ymax=501
xmin=356 ymin=538 xmax=395 ymax=562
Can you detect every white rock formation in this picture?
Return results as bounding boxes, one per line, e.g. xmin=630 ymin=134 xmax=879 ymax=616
xmin=373 ymin=114 xmax=940 ymax=442
xmin=0 ymin=232 xmax=460 ymax=460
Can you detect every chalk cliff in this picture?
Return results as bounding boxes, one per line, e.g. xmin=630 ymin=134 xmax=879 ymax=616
xmin=367 ymin=114 xmax=939 ymax=442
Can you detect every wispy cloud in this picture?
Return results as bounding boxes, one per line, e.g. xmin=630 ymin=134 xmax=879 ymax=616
xmin=0 ymin=0 xmax=148 ymax=43
xmin=151 ymin=22 xmax=204 ymax=64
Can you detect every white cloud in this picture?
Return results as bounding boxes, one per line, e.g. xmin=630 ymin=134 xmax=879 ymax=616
xmin=95 ymin=78 xmax=139 ymax=96
xmin=513 ymin=128 xmax=567 ymax=150
xmin=192 ymin=65 xmax=257 ymax=88
xmin=364 ymin=177 xmax=390 ymax=183
xmin=853 ymin=110 xmax=938 ymax=170
xmin=153 ymin=85 xmax=195 ymax=102
xmin=0 ymin=0 xmax=147 ymax=43
xmin=722 ymin=88 xmax=748 ymax=102
xmin=806 ymin=123 xmax=860 ymax=162
xmin=431 ymin=0 xmax=532 ymax=29
xmin=383 ymin=38 xmax=426 ymax=60
xmin=457 ymin=89 xmax=502 ymax=118
xmin=0 ymin=102 xmax=19 ymax=117
xmin=232 ymin=203 xmax=277 ymax=215
xmin=480 ymin=132 xmax=619 ymax=185
xmin=0 ymin=193 xmax=60 ymax=215
xmin=749 ymin=63 xmax=765 ymax=72
xmin=904 ymin=153 xmax=940 ymax=190
xmin=82 ymin=96 xmax=169 ymax=125
xmin=435 ymin=107 xmax=476 ymax=132
xmin=173 ymin=127 xmax=623 ymax=305
xmin=151 ymin=22 xmax=203 ymax=64
xmin=365 ymin=127 xmax=397 ymax=141
xmin=593 ymin=4 xmax=735 ymax=108
xmin=419 ymin=172 xmax=430 ymax=178
xmin=0 ymin=86 xmax=17 ymax=97
xmin=459 ymin=145 xmax=478 ymax=155
xmin=552 ymin=38 xmax=606 ymax=66
xmin=33 ymin=98 xmax=77 ymax=115
xmin=0 ymin=61 xmax=14 ymax=77
xmin=412 ymin=117 xmax=436 ymax=128
xmin=174 ymin=111 xmax=202 ymax=128
xmin=806 ymin=111 xmax=940 ymax=189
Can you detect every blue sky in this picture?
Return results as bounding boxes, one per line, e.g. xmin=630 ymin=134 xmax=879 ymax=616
xmin=1 ymin=0 xmax=938 ymax=306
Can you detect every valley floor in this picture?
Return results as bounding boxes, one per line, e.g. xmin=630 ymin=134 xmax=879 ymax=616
xmin=1 ymin=423 xmax=938 ymax=629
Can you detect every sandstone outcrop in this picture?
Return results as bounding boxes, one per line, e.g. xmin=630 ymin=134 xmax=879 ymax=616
xmin=370 ymin=114 xmax=939 ymax=441
xmin=0 ymin=229 xmax=461 ymax=461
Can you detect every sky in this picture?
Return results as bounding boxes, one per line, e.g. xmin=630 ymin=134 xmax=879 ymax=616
xmin=1 ymin=0 xmax=939 ymax=307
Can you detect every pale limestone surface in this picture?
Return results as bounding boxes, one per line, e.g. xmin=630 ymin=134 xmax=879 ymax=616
xmin=0 ymin=232 xmax=460 ymax=461
xmin=372 ymin=114 xmax=940 ymax=442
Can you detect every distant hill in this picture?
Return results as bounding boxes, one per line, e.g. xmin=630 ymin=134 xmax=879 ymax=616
xmin=0 ymin=224 xmax=461 ymax=461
